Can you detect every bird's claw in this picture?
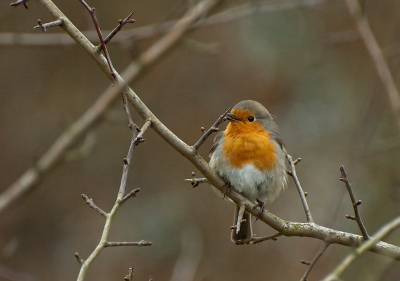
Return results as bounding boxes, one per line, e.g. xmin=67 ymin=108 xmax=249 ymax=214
xmin=253 ymin=199 xmax=265 ymax=223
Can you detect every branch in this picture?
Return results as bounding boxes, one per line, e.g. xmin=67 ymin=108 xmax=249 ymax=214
xmin=124 ymin=266 xmax=134 ymax=281
xmin=192 ymin=107 xmax=230 ymax=151
xmin=0 ymin=0 xmax=219 ymax=214
xmin=104 ymin=241 xmax=152 ymax=247
xmin=10 ymin=0 xmax=29 ymax=9
xmin=340 ymin=165 xmax=369 ymax=240
xmin=322 ymin=214 xmax=400 ymax=281
xmin=1 ymin=0 xmax=327 ymax=46
xmin=287 ymin=155 xmax=313 ymax=223
xmin=78 ymin=0 xmax=116 ymax=78
xmin=299 ymin=242 xmax=330 ymax=281
xmin=345 ymin=0 xmax=400 ymax=132
xmin=99 ymin=11 xmax=135 ymax=52
xmin=184 ymin=177 xmax=209 ymax=188
xmin=81 ymin=194 xmax=108 ymax=218
xmin=34 ymin=19 xmax=63 ymax=32
xmin=76 ymin=120 xmax=152 ymax=281
xmin=8 ymin=0 xmax=400 ymax=264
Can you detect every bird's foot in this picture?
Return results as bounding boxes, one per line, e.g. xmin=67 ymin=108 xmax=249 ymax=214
xmin=253 ymin=199 xmax=265 ymax=223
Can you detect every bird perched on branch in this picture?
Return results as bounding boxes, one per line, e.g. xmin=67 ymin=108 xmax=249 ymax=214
xmin=209 ymin=100 xmax=287 ymax=243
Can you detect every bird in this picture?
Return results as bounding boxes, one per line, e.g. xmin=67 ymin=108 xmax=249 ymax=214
xmin=209 ymin=100 xmax=287 ymax=243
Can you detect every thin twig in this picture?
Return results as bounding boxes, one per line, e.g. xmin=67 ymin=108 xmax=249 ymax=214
xmin=345 ymin=0 xmax=400 ymax=132
xmin=340 ymin=165 xmax=369 ymax=240
xmin=299 ymin=242 xmax=330 ymax=281
xmin=81 ymin=194 xmax=108 ymax=218
xmin=119 ymin=188 xmax=140 ymax=205
xmin=78 ymin=0 xmax=116 ymax=78
xmin=287 ymin=155 xmax=313 ymax=223
xmin=34 ymin=19 xmax=63 ymax=32
xmin=124 ymin=266 xmax=134 ymax=281
xmin=322 ymin=214 xmax=400 ymax=281
xmin=104 ymin=241 xmax=152 ymax=247
xmin=74 ymin=252 xmax=84 ymax=264
xmin=2 ymin=0 xmax=328 ymax=46
xmin=76 ymin=120 xmax=152 ymax=281
xmin=0 ymin=0 xmax=217 ymax=214
xmin=184 ymin=177 xmax=209 ymax=188
xmin=192 ymin=107 xmax=230 ymax=151
xmin=10 ymin=0 xmax=28 ymax=9
xmin=249 ymin=232 xmax=281 ymax=244
xmin=98 ymin=11 xmax=135 ymax=52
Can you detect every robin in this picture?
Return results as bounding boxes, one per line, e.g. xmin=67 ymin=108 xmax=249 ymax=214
xmin=209 ymin=100 xmax=287 ymax=243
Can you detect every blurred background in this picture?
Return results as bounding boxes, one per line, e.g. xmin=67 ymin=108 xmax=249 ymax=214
xmin=1 ymin=0 xmax=400 ymax=280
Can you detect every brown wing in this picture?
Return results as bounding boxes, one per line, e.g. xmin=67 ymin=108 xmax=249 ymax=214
xmin=209 ymin=131 xmax=224 ymax=158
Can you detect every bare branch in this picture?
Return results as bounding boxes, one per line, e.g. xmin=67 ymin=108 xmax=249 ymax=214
xmin=81 ymin=194 xmax=108 ymax=218
xmin=78 ymin=0 xmax=116 ymax=79
xmin=124 ymin=266 xmax=134 ymax=281
xmin=299 ymin=242 xmax=330 ymax=281
xmin=99 ymin=11 xmax=135 ymax=52
xmin=1 ymin=0 xmax=328 ymax=46
xmin=119 ymin=188 xmax=140 ymax=205
xmin=184 ymin=177 xmax=209 ymax=188
xmin=192 ymin=107 xmax=230 ymax=151
xmin=74 ymin=252 xmax=84 ymax=264
xmin=104 ymin=241 xmax=152 ymax=247
xmin=0 ymin=0 xmax=218 ymax=214
xmin=345 ymin=0 xmax=400 ymax=132
xmin=287 ymin=154 xmax=313 ymax=223
xmin=322 ymin=214 xmax=400 ymax=281
xmin=34 ymin=19 xmax=63 ymax=32
xmin=10 ymin=0 xmax=29 ymax=9
xmin=340 ymin=165 xmax=369 ymax=240
xmin=249 ymin=232 xmax=281 ymax=244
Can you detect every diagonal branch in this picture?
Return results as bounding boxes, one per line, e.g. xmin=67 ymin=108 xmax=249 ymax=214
xmin=78 ymin=0 xmax=116 ymax=78
xmin=322 ymin=214 xmax=400 ymax=281
xmin=99 ymin=11 xmax=135 ymax=52
xmin=340 ymin=165 xmax=369 ymax=240
xmin=299 ymin=242 xmax=330 ymax=281
xmin=0 ymin=0 xmax=219 ymax=214
xmin=192 ymin=107 xmax=230 ymax=151
xmin=287 ymin=155 xmax=313 ymax=223
xmin=345 ymin=0 xmax=400 ymax=132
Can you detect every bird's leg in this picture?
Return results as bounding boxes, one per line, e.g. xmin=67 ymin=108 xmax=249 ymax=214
xmin=253 ymin=199 xmax=265 ymax=223
xmin=236 ymin=203 xmax=246 ymax=234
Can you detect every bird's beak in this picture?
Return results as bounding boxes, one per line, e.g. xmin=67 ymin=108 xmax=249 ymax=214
xmin=226 ymin=113 xmax=240 ymax=122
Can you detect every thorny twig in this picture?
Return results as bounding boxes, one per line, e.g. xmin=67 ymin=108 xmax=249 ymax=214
xmin=10 ymin=0 xmax=28 ymax=9
xmin=78 ymin=0 xmax=116 ymax=79
xmin=124 ymin=266 xmax=134 ymax=281
xmin=287 ymin=155 xmax=313 ymax=223
xmin=299 ymin=242 xmax=330 ymax=281
xmin=34 ymin=19 xmax=63 ymax=32
xmin=98 ymin=11 xmax=135 ymax=52
xmin=340 ymin=165 xmax=369 ymax=240
xmin=81 ymin=194 xmax=107 ymax=218
xmin=322 ymin=214 xmax=400 ymax=281
xmin=76 ymin=120 xmax=152 ymax=281
xmin=105 ymin=241 xmax=152 ymax=247
xmin=192 ymin=107 xmax=231 ymax=151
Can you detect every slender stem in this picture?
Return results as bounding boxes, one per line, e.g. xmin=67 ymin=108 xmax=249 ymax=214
xmin=81 ymin=194 xmax=108 ymax=218
xmin=104 ymin=241 xmax=152 ymax=247
xmin=250 ymin=232 xmax=281 ymax=244
xmin=322 ymin=215 xmax=400 ymax=281
xmin=345 ymin=0 xmax=400 ymax=132
xmin=287 ymin=155 xmax=313 ymax=223
xmin=299 ymin=242 xmax=330 ymax=281
xmin=340 ymin=165 xmax=369 ymax=240
xmin=192 ymin=107 xmax=230 ymax=151
xmin=98 ymin=11 xmax=135 ymax=52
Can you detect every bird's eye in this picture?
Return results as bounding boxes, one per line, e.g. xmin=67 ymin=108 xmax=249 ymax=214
xmin=248 ymin=116 xmax=255 ymax=122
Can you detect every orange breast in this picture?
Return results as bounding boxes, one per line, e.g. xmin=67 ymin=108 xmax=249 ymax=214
xmin=222 ymin=121 xmax=277 ymax=171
